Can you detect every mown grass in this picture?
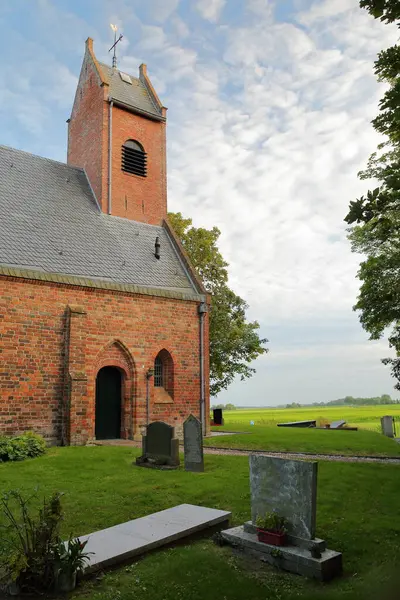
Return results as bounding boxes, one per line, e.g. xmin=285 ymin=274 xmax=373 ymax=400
xmin=214 ymin=405 xmax=400 ymax=431
xmin=1 ymin=447 xmax=400 ymax=599
xmin=206 ymin=406 xmax=400 ymax=455
xmin=205 ymin=423 xmax=400 ymax=456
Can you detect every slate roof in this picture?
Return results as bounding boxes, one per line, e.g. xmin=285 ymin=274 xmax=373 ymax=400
xmin=0 ymin=145 xmax=198 ymax=297
xmin=99 ymin=63 xmax=163 ymax=120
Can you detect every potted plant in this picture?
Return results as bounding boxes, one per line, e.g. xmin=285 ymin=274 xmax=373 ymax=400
xmin=256 ymin=511 xmax=289 ymax=546
xmin=54 ymin=537 xmax=93 ymax=593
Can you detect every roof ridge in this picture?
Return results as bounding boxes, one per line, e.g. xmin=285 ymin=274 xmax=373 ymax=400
xmin=0 ymin=144 xmax=85 ymax=173
xmin=98 ymin=62 xmax=140 ymax=83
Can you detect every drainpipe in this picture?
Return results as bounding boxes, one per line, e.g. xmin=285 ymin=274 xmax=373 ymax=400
xmin=198 ymin=302 xmax=208 ymax=433
xmin=108 ymin=99 xmax=113 ymax=214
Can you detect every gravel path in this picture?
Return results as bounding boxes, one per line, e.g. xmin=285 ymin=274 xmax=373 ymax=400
xmin=203 ymin=446 xmax=400 ymax=464
xmin=94 ymin=439 xmax=400 ymax=464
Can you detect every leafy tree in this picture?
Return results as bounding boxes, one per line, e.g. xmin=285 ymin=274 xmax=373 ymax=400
xmin=168 ymin=212 xmax=268 ymax=396
xmin=345 ymin=2 xmax=400 ymax=389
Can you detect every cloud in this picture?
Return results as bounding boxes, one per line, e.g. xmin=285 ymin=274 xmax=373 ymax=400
xmin=195 ymin=0 xmax=226 ymax=23
xmin=2 ymin=0 xmax=400 ymax=403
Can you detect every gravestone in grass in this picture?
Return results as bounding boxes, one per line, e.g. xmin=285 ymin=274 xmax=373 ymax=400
xmin=250 ymin=455 xmax=317 ymax=539
xmin=220 ymin=454 xmax=343 ymax=581
xmin=381 ymin=416 xmax=395 ymax=438
xmin=213 ymin=408 xmax=224 ymax=426
xmin=136 ymin=421 xmax=180 ymax=469
xmin=184 ymin=415 xmax=204 ymax=472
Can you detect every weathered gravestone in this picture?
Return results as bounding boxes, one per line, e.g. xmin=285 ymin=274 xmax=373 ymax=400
xmin=381 ymin=415 xmax=395 ymax=438
xmin=184 ymin=415 xmax=204 ymax=472
xmin=221 ymin=455 xmax=342 ymax=581
xmin=136 ymin=421 xmax=180 ymax=469
xmin=250 ymin=455 xmax=317 ymax=539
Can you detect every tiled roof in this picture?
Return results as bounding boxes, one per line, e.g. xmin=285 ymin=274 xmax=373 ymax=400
xmin=99 ymin=63 xmax=163 ymax=120
xmin=0 ymin=145 xmax=198 ymax=297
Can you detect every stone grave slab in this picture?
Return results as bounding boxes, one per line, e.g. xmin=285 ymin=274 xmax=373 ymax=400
xmin=136 ymin=421 xmax=180 ymax=469
xmin=330 ymin=420 xmax=346 ymax=429
xmin=221 ymin=526 xmax=342 ymax=582
xmin=220 ymin=454 xmax=342 ymax=581
xmin=79 ymin=504 xmax=231 ymax=574
xmin=184 ymin=415 xmax=204 ymax=472
xmin=277 ymin=420 xmax=316 ymax=428
xmin=250 ymin=455 xmax=317 ymax=540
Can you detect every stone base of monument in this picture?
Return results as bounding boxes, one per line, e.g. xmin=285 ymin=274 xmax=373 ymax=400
xmin=221 ymin=522 xmax=342 ymax=582
xmin=135 ymin=455 xmax=180 ymax=470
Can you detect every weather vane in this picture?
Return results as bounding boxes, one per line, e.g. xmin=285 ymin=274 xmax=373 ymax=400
xmin=109 ymin=24 xmax=123 ymax=69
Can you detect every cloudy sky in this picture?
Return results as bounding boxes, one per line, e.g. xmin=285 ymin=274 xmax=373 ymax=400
xmin=0 ymin=0 xmax=399 ymax=405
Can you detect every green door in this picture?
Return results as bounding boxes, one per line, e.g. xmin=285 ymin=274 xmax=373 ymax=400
xmin=95 ymin=367 xmax=122 ymax=439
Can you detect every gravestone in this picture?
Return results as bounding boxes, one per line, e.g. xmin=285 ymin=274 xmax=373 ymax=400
xmin=220 ymin=454 xmax=342 ymax=581
xmin=330 ymin=420 xmax=346 ymax=429
xmin=184 ymin=415 xmax=204 ymax=472
xmin=213 ymin=408 xmax=223 ymax=425
xmin=136 ymin=421 xmax=180 ymax=469
xmin=250 ymin=455 xmax=317 ymax=539
xmin=381 ymin=415 xmax=395 ymax=438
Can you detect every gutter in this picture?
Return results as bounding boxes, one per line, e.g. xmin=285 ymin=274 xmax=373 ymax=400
xmin=110 ymin=97 xmax=165 ymax=122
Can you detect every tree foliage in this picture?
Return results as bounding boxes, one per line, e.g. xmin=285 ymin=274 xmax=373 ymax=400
xmin=345 ymin=1 xmax=400 ymax=389
xmin=168 ymin=212 xmax=268 ymax=396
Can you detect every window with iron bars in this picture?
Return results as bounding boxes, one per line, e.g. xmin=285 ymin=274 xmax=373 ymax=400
xmin=154 ymin=356 xmax=163 ymax=387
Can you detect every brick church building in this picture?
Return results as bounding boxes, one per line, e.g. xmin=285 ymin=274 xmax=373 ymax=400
xmin=0 ymin=38 xmax=210 ymax=445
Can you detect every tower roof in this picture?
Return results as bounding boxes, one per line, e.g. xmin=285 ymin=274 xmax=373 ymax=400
xmin=99 ymin=63 xmax=165 ymax=121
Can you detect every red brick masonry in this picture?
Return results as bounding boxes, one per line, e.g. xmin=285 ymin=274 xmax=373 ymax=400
xmin=0 ymin=276 xmax=210 ymax=445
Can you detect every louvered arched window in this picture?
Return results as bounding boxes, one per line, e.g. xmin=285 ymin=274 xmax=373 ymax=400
xmin=122 ymin=140 xmax=147 ymax=177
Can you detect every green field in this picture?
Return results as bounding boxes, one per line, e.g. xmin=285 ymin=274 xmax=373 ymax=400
xmin=214 ymin=405 xmax=400 ymax=431
xmin=206 ymin=406 xmax=400 ymax=455
xmin=1 ymin=447 xmax=400 ymax=600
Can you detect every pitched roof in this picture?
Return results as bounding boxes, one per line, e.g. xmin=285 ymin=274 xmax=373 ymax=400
xmin=0 ymin=145 xmax=199 ymax=298
xmin=99 ymin=63 xmax=163 ymax=120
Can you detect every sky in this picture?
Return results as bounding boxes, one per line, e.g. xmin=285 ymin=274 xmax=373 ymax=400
xmin=0 ymin=0 xmax=399 ymax=406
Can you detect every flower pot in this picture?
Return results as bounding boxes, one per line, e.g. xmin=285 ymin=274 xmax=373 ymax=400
xmin=256 ymin=528 xmax=287 ymax=546
xmin=55 ymin=570 xmax=77 ymax=593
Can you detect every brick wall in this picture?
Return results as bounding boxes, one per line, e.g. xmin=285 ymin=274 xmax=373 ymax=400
xmin=109 ymin=104 xmax=167 ymax=224
xmin=67 ymin=40 xmax=167 ymax=225
xmin=0 ymin=276 xmax=210 ymax=445
xmin=67 ymin=44 xmax=106 ymax=209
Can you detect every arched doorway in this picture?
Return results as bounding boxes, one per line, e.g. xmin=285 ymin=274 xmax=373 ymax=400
xmin=95 ymin=367 xmax=122 ymax=439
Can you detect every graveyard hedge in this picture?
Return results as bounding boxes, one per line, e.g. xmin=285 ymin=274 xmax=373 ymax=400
xmin=0 ymin=432 xmax=46 ymax=462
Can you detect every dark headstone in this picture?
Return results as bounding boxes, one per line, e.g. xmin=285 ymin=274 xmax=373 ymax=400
xmin=277 ymin=420 xmax=316 ymax=428
xmin=136 ymin=421 xmax=180 ymax=469
xmin=213 ymin=408 xmax=223 ymax=426
xmin=184 ymin=415 xmax=204 ymax=472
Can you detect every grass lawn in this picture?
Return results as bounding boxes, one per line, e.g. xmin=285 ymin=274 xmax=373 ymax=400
xmin=205 ymin=423 xmax=400 ymax=456
xmin=212 ymin=405 xmax=400 ymax=431
xmin=1 ymin=447 xmax=400 ymax=599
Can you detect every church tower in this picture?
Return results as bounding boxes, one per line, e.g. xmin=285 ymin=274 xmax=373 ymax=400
xmin=67 ymin=38 xmax=167 ymax=225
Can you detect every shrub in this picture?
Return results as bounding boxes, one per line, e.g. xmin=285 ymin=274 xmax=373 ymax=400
xmin=0 ymin=490 xmax=92 ymax=594
xmin=0 ymin=432 xmax=46 ymax=462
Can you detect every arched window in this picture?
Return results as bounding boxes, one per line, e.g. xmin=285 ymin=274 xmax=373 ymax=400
xmin=154 ymin=349 xmax=174 ymax=398
xmin=154 ymin=356 xmax=163 ymax=387
xmin=122 ymin=139 xmax=147 ymax=177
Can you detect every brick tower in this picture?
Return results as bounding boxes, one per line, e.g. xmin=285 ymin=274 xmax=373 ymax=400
xmin=67 ymin=38 xmax=167 ymax=225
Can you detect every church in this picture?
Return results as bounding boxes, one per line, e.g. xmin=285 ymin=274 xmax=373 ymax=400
xmin=0 ymin=38 xmax=210 ymax=445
